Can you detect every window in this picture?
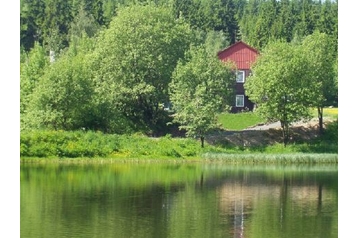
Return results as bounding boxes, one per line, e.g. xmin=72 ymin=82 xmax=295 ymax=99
xmin=236 ymin=95 xmax=244 ymax=107
xmin=236 ymin=70 xmax=245 ymax=83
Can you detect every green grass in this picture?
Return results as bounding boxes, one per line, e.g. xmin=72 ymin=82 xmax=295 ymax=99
xmin=202 ymin=153 xmax=337 ymax=164
xmin=20 ymin=108 xmax=338 ymax=163
xmin=20 ymin=120 xmax=338 ymax=164
xmin=218 ymin=107 xmax=338 ymax=131
xmin=310 ymin=107 xmax=338 ymax=120
xmin=218 ymin=111 xmax=265 ymax=131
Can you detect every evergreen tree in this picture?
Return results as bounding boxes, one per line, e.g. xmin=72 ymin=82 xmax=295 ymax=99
xmin=69 ymin=3 xmax=101 ymax=40
xmin=20 ymin=0 xmax=46 ymax=51
xmin=41 ymin=0 xmax=73 ymax=52
xmin=252 ymin=0 xmax=278 ymax=49
xmin=239 ymin=0 xmax=260 ymax=45
xmin=102 ymin=0 xmax=118 ymax=26
xmin=277 ymin=0 xmax=295 ymax=42
xmin=79 ymin=0 xmax=105 ymax=25
xmin=219 ymin=0 xmax=240 ymax=44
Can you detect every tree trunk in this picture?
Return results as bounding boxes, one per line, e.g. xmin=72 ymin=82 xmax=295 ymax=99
xmin=318 ymin=106 xmax=324 ymax=134
xmin=280 ymin=120 xmax=289 ymax=147
xmin=200 ymin=136 xmax=205 ymax=148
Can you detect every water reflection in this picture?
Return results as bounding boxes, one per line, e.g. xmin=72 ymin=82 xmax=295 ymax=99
xmin=21 ymin=163 xmax=338 ymax=238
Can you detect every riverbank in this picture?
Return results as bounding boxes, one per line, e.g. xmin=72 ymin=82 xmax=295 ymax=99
xmin=20 ymin=119 xmax=337 ymax=164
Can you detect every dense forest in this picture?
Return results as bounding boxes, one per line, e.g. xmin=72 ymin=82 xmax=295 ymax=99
xmin=20 ymin=0 xmax=338 ymax=136
xmin=21 ymin=0 xmax=338 ymax=52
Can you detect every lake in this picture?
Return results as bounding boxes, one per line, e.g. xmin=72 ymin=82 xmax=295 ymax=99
xmin=20 ymin=162 xmax=338 ymax=238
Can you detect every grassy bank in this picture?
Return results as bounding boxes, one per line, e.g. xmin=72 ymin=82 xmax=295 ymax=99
xmin=20 ymin=121 xmax=338 ymax=164
xmin=20 ymin=108 xmax=338 ymax=163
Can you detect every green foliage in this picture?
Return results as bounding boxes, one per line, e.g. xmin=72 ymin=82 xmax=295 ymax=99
xmin=169 ymin=45 xmax=235 ymax=145
xmin=245 ymin=32 xmax=337 ymax=141
xmin=41 ymin=0 xmax=73 ymax=52
xmin=21 ymin=119 xmax=337 ymax=160
xmin=239 ymin=0 xmax=337 ymax=51
xmin=20 ymin=0 xmax=339 ymax=139
xmin=173 ymin=0 xmax=240 ymax=44
xmin=20 ymin=0 xmax=46 ymax=51
xmin=245 ymin=40 xmax=312 ymax=145
xmin=20 ymin=43 xmax=49 ymax=129
xmin=22 ymin=37 xmax=95 ymax=131
xmin=319 ymin=120 xmax=338 ymax=143
xmin=202 ymin=30 xmax=230 ymax=56
xmin=69 ymin=3 xmax=101 ymax=40
xmin=88 ymin=4 xmax=193 ymax=134
xmin=20 ymin=130 xmax=120 ymax=158
xmin=301 ymin=31 xmax=337 ymax=108
xmin=20 ymin=130 xmax=201 ymax=159
xmin=21 ymin=0 xmax=338 ymax=55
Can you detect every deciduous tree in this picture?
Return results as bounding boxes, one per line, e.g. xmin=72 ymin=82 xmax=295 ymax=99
xmin=20 ymin=42 xmax=49 ymax=123
xmin=88 ymin=4 xmax=193 ymax=134
xmin=169 ymin=45 xmax=235 ymax=147
xmin=245 ymin=40 xmax=312 ymax=145
xmin=301 ymin=31 xmax=336 ymax=133
xmin=23 ymin=37 xmax=95 ymax=131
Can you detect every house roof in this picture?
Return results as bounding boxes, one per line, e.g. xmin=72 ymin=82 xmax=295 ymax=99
xmin=217 ymin=41 xmax=259 ymax=70
xmin=217 ymin=41 xmax=259 ymax=57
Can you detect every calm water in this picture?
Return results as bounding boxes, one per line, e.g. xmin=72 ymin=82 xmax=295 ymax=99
xmin=20 ymin=162 xmax=338 ymax=238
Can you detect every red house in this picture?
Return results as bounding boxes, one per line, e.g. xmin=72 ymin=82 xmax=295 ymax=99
xmin=218 ymin=41 xmax=259 ymax=113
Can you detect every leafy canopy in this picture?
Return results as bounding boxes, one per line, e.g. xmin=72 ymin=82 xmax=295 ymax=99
xmin=88 ymin=4 xmax=193 ymax=133
xmin=245 ymin=40 xmax=313 ymax=145
xmin=22 ymin=37 xmax=95 ymax=131
xmin=169 ymin=45 xmax=235 ymax=144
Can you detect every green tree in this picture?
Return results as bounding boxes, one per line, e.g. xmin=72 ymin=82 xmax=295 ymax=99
xmin=196 ymin=30 xmax=229 ymax=56
xmin=277 ymin=0 xmax=295 ymax=42
xmin=20 ymin=42 xmax=49 ymax=124
xmin=23 ymin=37 xmax=95 ymax=131
xmin=245 ymin=40 xmax=312 ymax=146
xmin=102 ymin=0 xmax=118 ymax=26
xmin=239 ymin=0 xmax=259 ymax=46
xmin=69 ymin=3 xmax=101 ymax=40
xmin=20 ymin=0 xmax=46 ymax=51
xmin=88 ymin=0 xmax=105 ymax=25
xmin=72 ymin=0 xmax=105 ymax=26
xmin=172 ymin=0 xmax=195 ymax=19
xmin=301 ymin=31 xmax=336 ymax=134
xmin=88 ymin=4 xmax=193 ymax=134
xmin=169 ymin=45 xmax=235 ymax=147
xmin=215 ymin=0 xmax=240 ymax=44
xmin=41 ymin=0 xmax=73 ymax=53
xmin=251 ymin=0 xmax=278 ymax=49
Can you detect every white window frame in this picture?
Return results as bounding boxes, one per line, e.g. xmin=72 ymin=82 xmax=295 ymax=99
xmin=236 ymin=70 xmax=245 ymax=83
xmin=235 ymin=95 xmax=245 ymax=107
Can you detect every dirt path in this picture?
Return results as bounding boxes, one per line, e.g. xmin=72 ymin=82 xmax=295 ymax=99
xmin=243 ymin=118 xmax=324 ymax=131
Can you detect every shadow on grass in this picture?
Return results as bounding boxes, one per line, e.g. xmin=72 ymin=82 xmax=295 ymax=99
xmin=205 ymin=120 xmax=338 ymax=154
